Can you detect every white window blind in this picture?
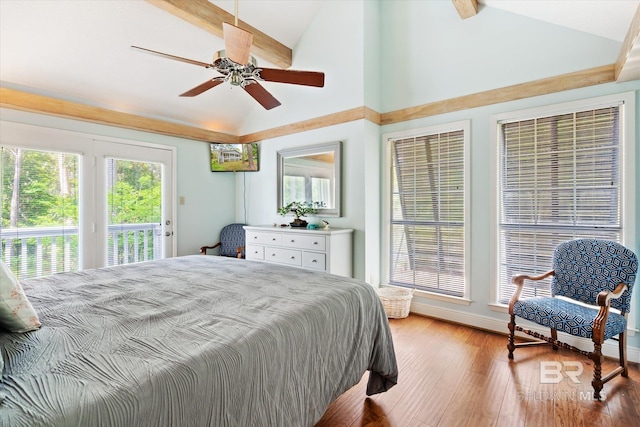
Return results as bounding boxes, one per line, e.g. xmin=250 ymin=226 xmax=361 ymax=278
xmin=498 ymin=105 xmax=621 ymax=303
xmin=389 ymin=130 xmax=465 ymax=296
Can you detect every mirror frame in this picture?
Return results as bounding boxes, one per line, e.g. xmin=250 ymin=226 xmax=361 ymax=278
xmin=277 ymin=141 xmax=342 ymax=217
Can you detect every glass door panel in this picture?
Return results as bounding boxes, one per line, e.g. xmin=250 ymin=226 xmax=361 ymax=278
xmin=0 ymin=146 xmax=79 ymax=279
xmin=95 ymin=140 xmax=174 ymax=267
xmin=106 ymin=158 xmax=163 ymax=266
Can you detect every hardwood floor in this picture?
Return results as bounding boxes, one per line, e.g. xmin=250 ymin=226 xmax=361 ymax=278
xmin=315 ymin=314 xmax=640 ymax=427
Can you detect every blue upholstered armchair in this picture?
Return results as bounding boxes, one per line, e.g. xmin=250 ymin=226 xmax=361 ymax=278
xmin=199 ymin=223 xmax=246 ymax=258
xmin=507 ymin=239 xmax=638 ymax=400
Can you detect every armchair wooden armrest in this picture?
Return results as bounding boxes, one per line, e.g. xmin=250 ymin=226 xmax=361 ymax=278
xmin=596 ymin=283 xmax=628 ymax=307
xmin=593 ymin=283 xmax=628 ymax=342
xmin=508 ymin=270 xmax=555 ymax=312
xmin=199 ymin=242 xmax=221 ymax=255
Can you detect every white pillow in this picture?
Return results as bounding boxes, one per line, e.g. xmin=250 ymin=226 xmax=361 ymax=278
xmin=0 ymin=260 xmax=41 ymax=333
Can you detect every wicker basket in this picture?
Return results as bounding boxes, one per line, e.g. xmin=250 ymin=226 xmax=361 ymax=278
xmin=377 ymin=287 xmax=414 ymax=319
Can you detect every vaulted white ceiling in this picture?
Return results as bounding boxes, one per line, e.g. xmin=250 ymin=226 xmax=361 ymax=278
xmin=479 ymin=0 xmax=638 ymax=42
xmin=0 ymin=0 xmax=638 ymax=136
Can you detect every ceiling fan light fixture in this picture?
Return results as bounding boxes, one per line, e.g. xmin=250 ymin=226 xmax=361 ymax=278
xmin=230 ymin=71 xmax=243 ymax=86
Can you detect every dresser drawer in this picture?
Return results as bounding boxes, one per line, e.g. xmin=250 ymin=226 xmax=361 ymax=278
xmin=281 ymin=235 xmax=326 ymax=251
xmin=265 ymin=247 xmax=302 ymax=266
xmin=302 ymin=252 xmax=326 ymax=271
xmin=247 ymin=231 xmax=282 ymax=246
xmin=245 ymin=244 xmax=264 ymax=260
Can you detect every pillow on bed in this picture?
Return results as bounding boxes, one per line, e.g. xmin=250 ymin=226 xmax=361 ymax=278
xmin=0 ymin=260 xmax=41 ymax=333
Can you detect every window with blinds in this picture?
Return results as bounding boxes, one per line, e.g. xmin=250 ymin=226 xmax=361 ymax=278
xmin=497 ymin=105 xmax=622 ymax=304
xmin=0 ymin=146 xmax=79 ymax=279
xmin=389 ymin=127 xmax=466 ymax=297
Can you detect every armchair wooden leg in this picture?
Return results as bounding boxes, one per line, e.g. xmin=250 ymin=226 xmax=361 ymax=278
xmin=507 ymin=314 xmax=516 ymax=359
xmin=619 ymin=331 xmax=629 ymax=378
xmin=591 ymin=342 xmax=604 ymax=400
xmin=551 ymin=328 xmax=558 ymax=351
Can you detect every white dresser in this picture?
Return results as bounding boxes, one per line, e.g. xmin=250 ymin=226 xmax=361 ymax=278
xmin=243 ymin=225 xmax=353 ymax=278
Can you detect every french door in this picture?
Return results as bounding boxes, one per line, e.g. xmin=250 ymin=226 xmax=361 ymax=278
xmin=94 ymin=140 xmax=174 ymax=268
xmin=0 ymin=121 xmax=175 ymax=279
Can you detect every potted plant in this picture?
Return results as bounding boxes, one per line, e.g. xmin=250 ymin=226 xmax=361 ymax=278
xmin=278 ymin=201 xmax=318 ymax=227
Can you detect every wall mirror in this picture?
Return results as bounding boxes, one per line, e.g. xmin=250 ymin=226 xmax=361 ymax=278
xmin=277 ymin=141 xmax=341 ymax=217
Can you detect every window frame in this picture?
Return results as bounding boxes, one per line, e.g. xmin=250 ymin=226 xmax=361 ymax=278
xmin=489 ymin=92 xmax=637 ymax=333
xmin=382 ymin=120 xmax=471 ymax=304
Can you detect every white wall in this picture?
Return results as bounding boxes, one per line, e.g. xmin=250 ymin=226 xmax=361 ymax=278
xmin=363 ymin=0 xmax=381 ymax=112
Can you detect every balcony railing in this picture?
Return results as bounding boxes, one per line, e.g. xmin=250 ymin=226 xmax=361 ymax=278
xmin=0 ymin=223 xmax=163 ymax=279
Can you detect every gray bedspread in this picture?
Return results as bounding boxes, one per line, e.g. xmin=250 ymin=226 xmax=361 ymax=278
xmin=0 ymin=255 xmax=397 ymax=426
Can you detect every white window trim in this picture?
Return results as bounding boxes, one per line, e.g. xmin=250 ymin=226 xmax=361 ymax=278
xmin=382 ymin=120 xmax=471 ymax=303
xmin=489 ymin=92 xmax=637 ymax=335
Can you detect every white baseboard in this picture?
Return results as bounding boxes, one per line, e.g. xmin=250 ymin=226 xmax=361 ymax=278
xmin=410 ymin=300 xmax=640 ymax=364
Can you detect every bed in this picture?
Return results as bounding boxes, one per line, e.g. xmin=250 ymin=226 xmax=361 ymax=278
xmin=0 ymin=255 xmax=398 ymax=426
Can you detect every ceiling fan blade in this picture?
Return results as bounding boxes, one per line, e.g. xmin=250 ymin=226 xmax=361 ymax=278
xmin=243 ymin=82 xmax=281 ymax=110
xmin=180 ymin=79 xmax=224 ymax=97
xmin=131 ymin=46 xmax=211 ymax=68
xmin=258 ymin=68 xmax=325 ymax=87
xmin=223 ymin=22 xmax=253 ymax=65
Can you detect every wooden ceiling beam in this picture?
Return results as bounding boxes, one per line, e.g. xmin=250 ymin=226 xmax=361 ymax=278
xmin=380 ymin=65 xmax=616 ymax=125
xmin=451 ymin=0 xmax=478 ymax=19
xmin=145 ymin=0 xmax=292 ymax=69
xmin=240 ymin=107 xmax=368 ymax=143
xmin=615 ymin=4 xmax=640 ymax=82
xmin=0 ymin=88 xmax=238 ymax=144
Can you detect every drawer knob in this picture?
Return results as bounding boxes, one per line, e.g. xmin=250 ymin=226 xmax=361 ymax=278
xmin=313 ymin=241 xmax=318 ymax=245
xmin=254 ymin=236 xmax=258 ymax=239
xmin=254 ymin=251 xmax=258 ymax=254
xmin=272 ymin=253 xmax=276 ymax=256
xmin=312 ymin=259 xmax=317 ymax=263
xmin=290 ymin=256 xmax=295 ymax=259
xmin=272 ymin=238 xmax=276 ymax=241
xmin=290 ymin=239 xmax=295 ymax=242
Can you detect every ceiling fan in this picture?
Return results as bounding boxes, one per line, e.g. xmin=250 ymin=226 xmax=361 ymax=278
xmin=131 ymin=3 xmax=324 ymax=110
